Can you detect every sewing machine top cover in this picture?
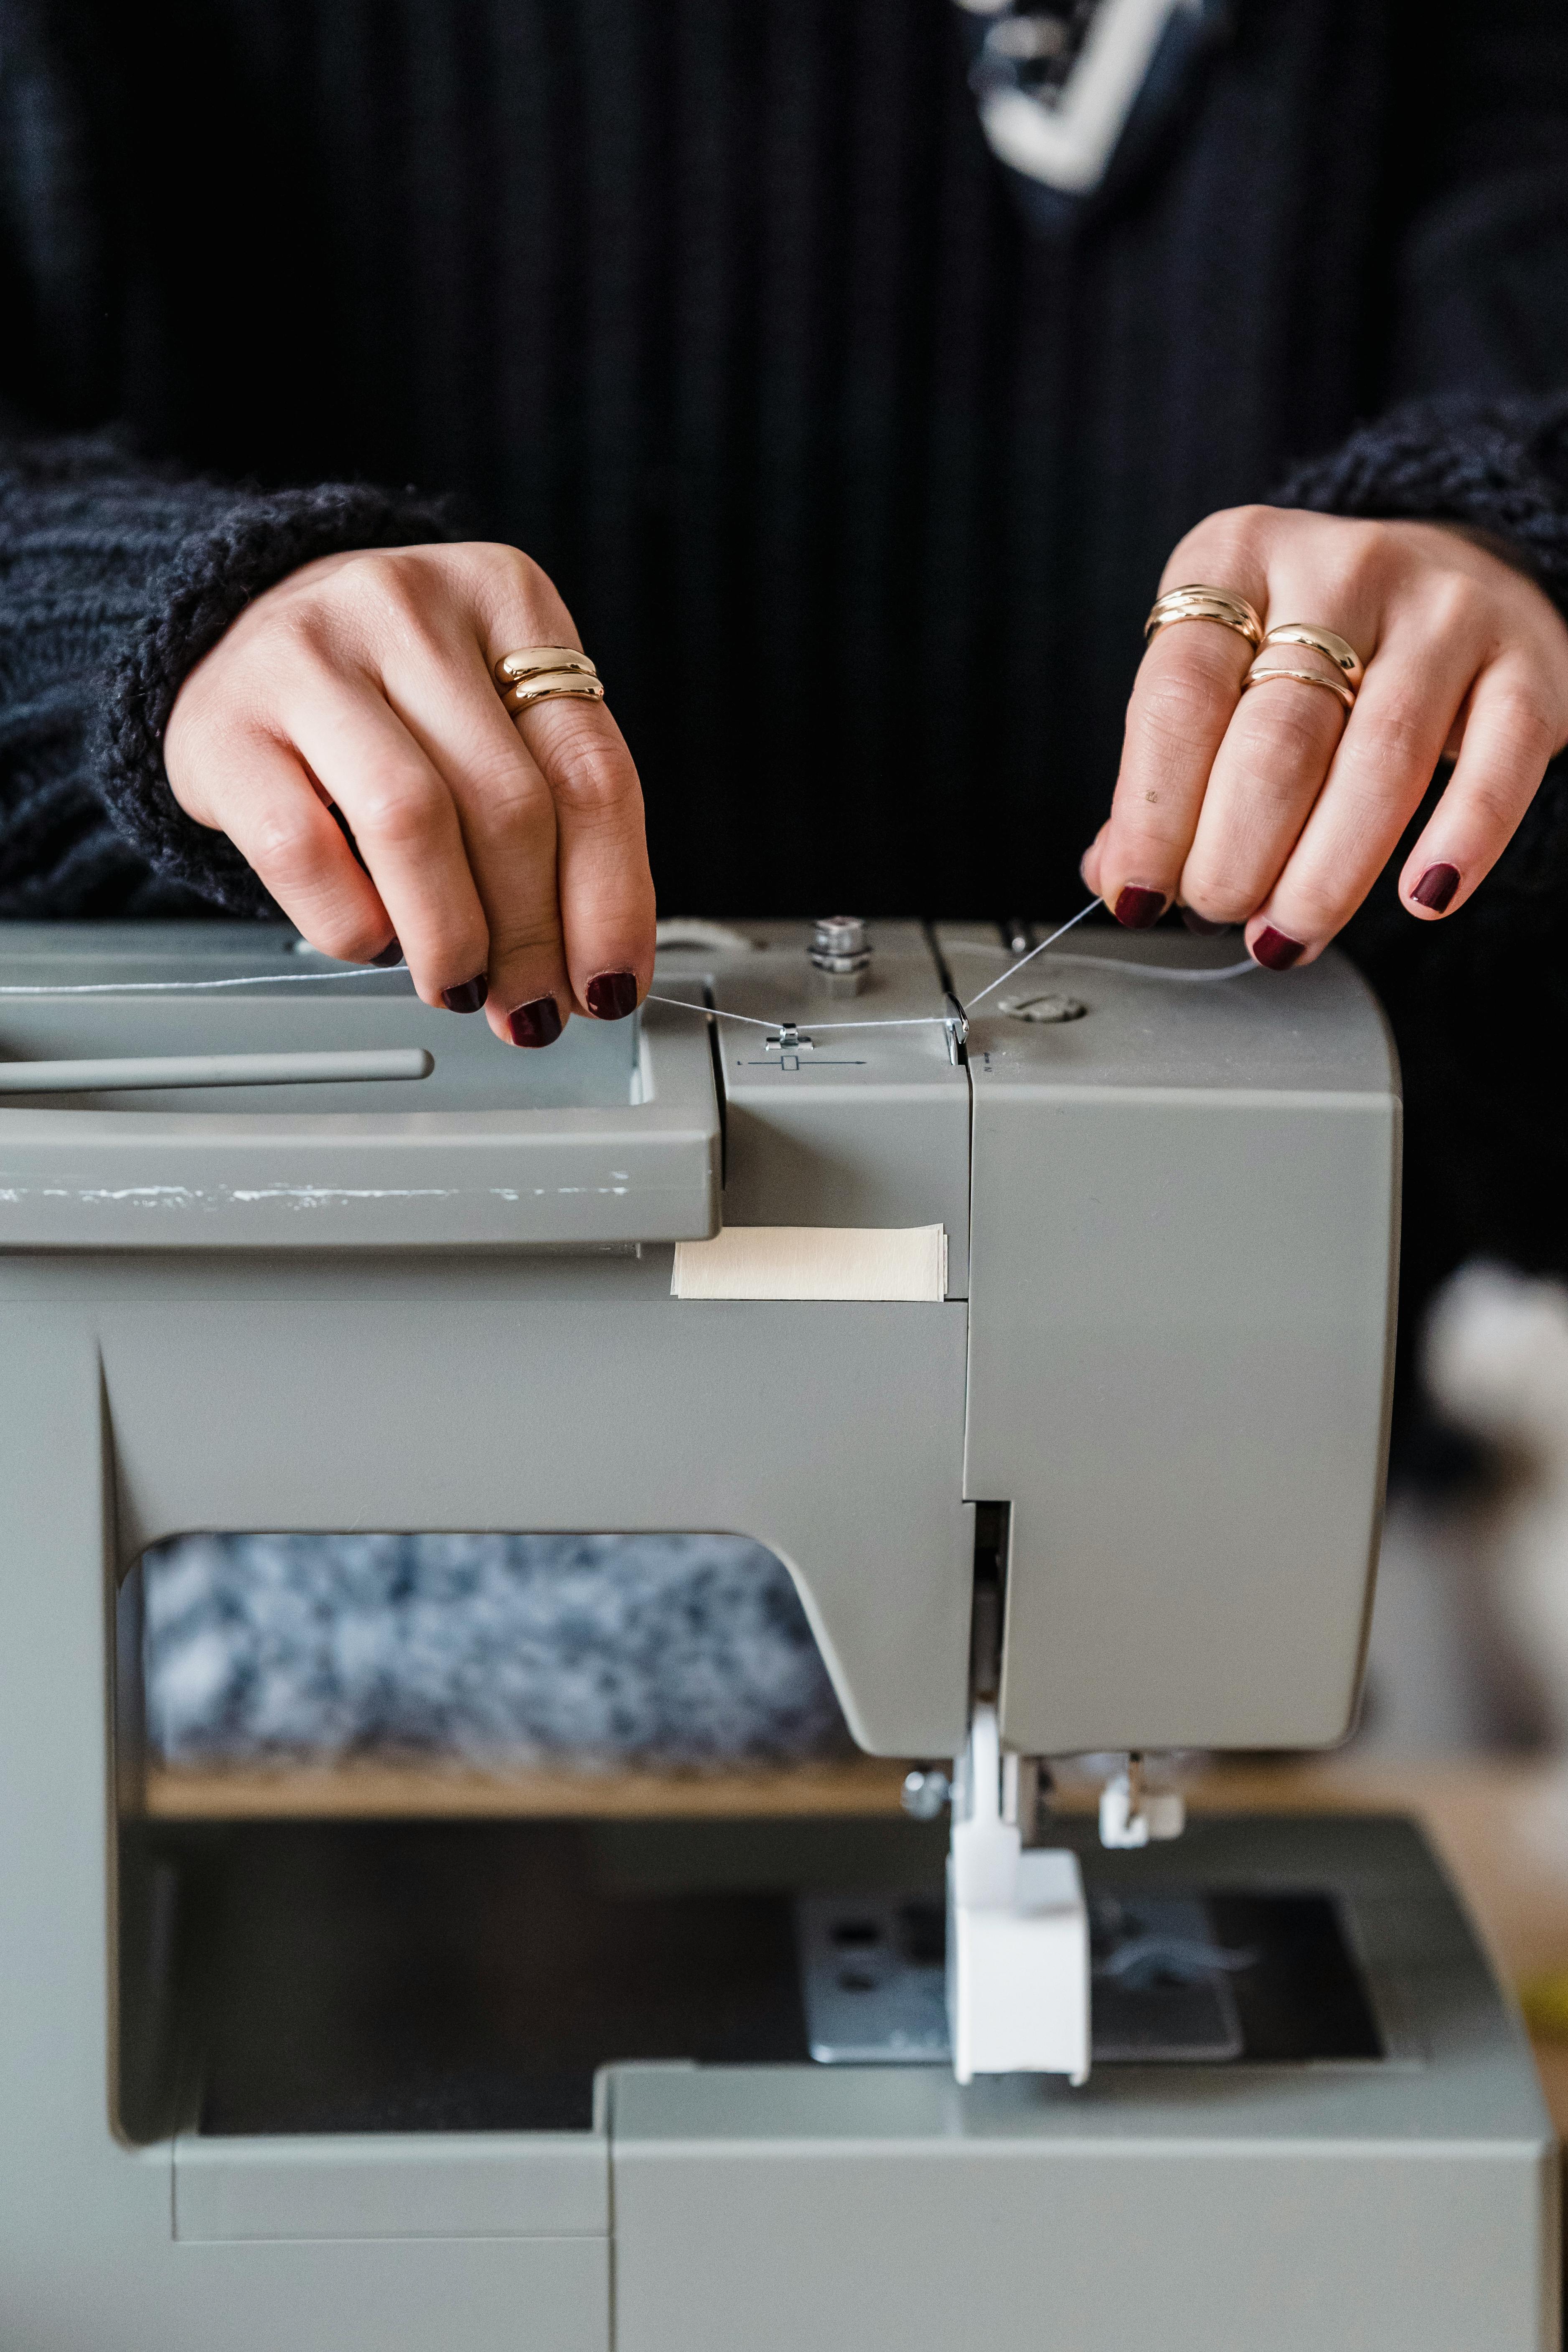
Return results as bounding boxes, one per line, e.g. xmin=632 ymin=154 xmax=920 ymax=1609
xmin=0 ymin=918 xmax=1400 ymax=1758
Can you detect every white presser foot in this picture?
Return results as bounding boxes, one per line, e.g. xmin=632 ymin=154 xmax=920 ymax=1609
xmin=946 ymin=1704 xmax=1090 ymax=2086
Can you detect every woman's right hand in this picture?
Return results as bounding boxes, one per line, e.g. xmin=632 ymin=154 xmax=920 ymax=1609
xmin=163 ymin=542 xmax=656 ymax=1046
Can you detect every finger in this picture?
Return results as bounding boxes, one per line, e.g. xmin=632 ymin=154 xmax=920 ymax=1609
xmin=1086 ymin=781 xmax=1233 ymax=930
xmin=207 ymin=734 xmax=398 ymax=962
xmin=452 ymin=712 xmax=571 ymax=1048
xmin=456 ymin=552 xmax=652 ymax=1024
xmin=380 ymin=643 xmax=574 ymax=1048
xmin=512 ymin=694 xmax=656 ymax=1020
xmin=1179 ymin=664 xmax=1347 ymax=924
xmin=1242 ymin=643 xmax=1472 ymax=969
xmin=287 ymin=678 xmax=493 ymax=1012
xmin=1100 ymin=609 xmax=1261 ymax=927
xmin=1398 ymin=662 xmax=1563 ymax=919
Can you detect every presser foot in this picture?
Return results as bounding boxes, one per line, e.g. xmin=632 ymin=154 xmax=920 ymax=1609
xmin=945 ymin=1704 xmax=1090 ymax=2085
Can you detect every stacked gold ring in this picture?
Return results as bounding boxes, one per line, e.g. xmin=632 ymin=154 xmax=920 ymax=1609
xmin=1144 ymin=582 xmax=1264 ymax=651
xmin=1254 ymin=622 xmax=1364 ymax=688
xmin=1241 ymin=622 xmax=1365 ymax=715
xmin=493 ymin=646 xmax=605 ymax=716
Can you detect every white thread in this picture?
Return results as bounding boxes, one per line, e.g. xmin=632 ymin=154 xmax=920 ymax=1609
xmin=950 ymin=940 xmax=1258 ymax=985
xmin=1027 ymin=951 xmax=1256 ymax=984
xmin=963 ymin=902 xmax=1100 ymax=1008
xmin=642 ymin=998 xmax=952 ymax=1035
xmin=647 ymin=905 xmax=1111 ymax=1037
xmin=0 ymin=908 xmax=1256 ymax=1038
xmin=0 ymin=961 xmax=407 ymax=997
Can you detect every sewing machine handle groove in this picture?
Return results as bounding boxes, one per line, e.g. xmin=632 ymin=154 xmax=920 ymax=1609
xmin=0 ymin=1048 xmax=435 ymax=1094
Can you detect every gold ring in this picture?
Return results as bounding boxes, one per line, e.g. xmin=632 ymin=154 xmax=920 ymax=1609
xmin=1240 ymin=664 xmax=1355 ymax=714
xmin=1259 ymin=623 xmax=1365 ymax=690
xmin=1144 ymin=583 xmax=1263 ymax=650
xmin=499 ymin=672 xmax=606 ymax=714
xmin=495 ymin=646 xmax=598 ymax=683
xmin=493 ymin=646 xmax=605 ymax=713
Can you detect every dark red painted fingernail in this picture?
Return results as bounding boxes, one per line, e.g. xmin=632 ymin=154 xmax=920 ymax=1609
xmin=1180 ymin=908 xmax=1230 ymax=937
xmin=1412 ymin=862 xmax=1459 ymax=914
xmin=508 ymin=995 xmax=563 ymax=1049
xmin=585 ymin=969 xmax=638 ymax=1021
xmin=1114 ymin=885 xmax=1166 ymax=930
xmin=1251 ymin=925 xmax=1305 ymax=971
xmin=370 ymin=939 xmax=403 ymax=967
xmin=442 ymin=974 xmax=488 ymax=1014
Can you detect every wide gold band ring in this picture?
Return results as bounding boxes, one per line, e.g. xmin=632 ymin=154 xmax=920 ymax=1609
xmin=493 ymin=647 xmax=605 ymax=714
xmin=1241 ymin=664 xmax=1356 ymax=714
xmin=1144 ymin=583 xmax=1264 ymax=651
xmin=1258 ymin=622 xmax=1365 ymax=690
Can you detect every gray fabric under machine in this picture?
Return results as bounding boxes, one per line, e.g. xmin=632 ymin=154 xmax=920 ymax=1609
xmin=144 ymin=1532 xmax=849 ymax=1766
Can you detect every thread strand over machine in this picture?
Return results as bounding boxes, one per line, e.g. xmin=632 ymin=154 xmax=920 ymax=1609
xmin=0 ymin=904 xmax=1257 ymax=1034
xmin=648 ymin=901 xmax=1255 ymax=1039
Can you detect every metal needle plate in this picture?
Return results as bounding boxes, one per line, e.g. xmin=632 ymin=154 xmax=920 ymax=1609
xmin=796 ymin=1890 xmax=1245 ymax=2066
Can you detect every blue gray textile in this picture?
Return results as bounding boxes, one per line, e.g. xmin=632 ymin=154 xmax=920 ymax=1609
xmin=143 ymin=1533 xmax=852 ymax=1767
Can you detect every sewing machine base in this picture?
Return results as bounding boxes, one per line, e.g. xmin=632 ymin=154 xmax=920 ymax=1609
xmin=73 ymin=1810 xmax=1556 ymax=2352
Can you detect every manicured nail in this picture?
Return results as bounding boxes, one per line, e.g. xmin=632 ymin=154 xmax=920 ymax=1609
xmin=1113 ymin=885 xmax=1166 ymax=930
xmin=508 ymin=995 xmax=563 ymax=1049
xmin=1180 ymin=908 xmax=1230 ymax=937
xmin=1412 ymin=862 xmax=1459 ymax=914
xmin=370 ymin=939 xmax=403 ymax=967
xmin=585 ymin=969 xmax=638 ymax=1021
xmin=442 ymin=974 xmax=488 ymax=1014
xmin=1251 ymin=925 xmax=1305 ymax=971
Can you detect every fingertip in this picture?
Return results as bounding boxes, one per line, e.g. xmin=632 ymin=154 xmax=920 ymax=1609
xmin=1246 ymin=921 xmax=1309 ymax=971
xmin=1406 ymin=860 xmax=1461 ymax=916
xmin=1112 ymin=885 xmax=1168 ymax=931
xmin=583 ymin=969 xmax=641 ymax=1021
xmin=505 ymin=994 xmax=567 ymax=1050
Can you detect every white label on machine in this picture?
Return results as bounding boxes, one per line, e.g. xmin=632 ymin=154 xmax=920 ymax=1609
xmin=671 ymin=1225 xmax=948 ymax=1302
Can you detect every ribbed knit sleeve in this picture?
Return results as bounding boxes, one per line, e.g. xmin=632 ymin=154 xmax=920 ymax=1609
xmin=0 ymin=426 xmax=448 ymax=916
xmin=1278 ymin=392 xmax=1568 ymax=615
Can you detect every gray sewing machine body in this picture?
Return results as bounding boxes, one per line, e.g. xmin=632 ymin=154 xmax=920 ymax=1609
xmin=0 ymin=919 xmax=1553 ymax=2350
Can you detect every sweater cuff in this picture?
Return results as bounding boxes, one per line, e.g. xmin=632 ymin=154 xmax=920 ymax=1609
xmin=94 ymin=481 xmax=451 ymax=913
xmin=1276 ymin=392 xmax=1568 ymax=612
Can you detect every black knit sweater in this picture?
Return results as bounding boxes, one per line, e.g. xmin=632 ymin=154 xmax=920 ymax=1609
xmin=4 ymin=0 xmax=1568 ymax=1351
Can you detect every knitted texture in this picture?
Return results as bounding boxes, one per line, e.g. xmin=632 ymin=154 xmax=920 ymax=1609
xmin=0 ymin=425 xmax=446 ymax=917
xmin=1280 ymin=392 xmax=1568 ymax=602
xmin=95 ymin=477 xmax=450 ymax=912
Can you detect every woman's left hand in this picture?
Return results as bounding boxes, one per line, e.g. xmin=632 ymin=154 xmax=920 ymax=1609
xmin=1081 ymin=508 xmax=1568 ymax=966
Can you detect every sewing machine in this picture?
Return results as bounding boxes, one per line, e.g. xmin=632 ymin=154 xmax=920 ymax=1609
xmin=0 ymin=915 xmax=1553 ymax=2352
